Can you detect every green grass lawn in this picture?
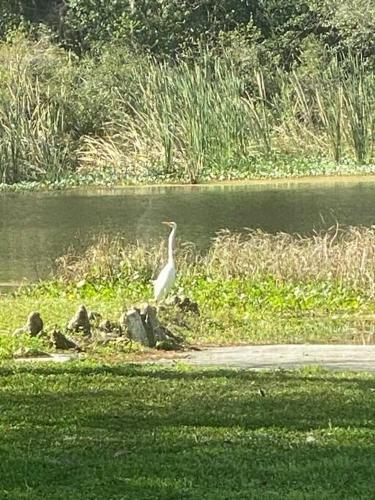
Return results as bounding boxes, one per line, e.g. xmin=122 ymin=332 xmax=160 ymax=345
xmin=1 ymin=362 xmax=375 ymax=499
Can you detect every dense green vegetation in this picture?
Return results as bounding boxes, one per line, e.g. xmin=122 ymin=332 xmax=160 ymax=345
xmin=1 ymin=362 xmax=375 ymax=499
xmin=1 ymin=227 xmax=375 ymax=359
xmin=0 ymin=1 xmax=375 ymax=186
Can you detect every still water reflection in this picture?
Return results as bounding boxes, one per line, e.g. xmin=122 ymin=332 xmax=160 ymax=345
xmin=1 ymin=178 xmax=374 ymax=284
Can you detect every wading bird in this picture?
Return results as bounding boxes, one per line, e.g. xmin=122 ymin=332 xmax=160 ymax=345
xmin=153 ymin=221 xmax=177 ymax=302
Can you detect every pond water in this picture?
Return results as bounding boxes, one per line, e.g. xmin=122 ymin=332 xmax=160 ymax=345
xmin=1 ymin=177 xmax=375 ymax=286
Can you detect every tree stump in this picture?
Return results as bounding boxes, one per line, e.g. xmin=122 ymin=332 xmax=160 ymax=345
xmin=140 ymin=304 xmax=167 ymax=343
xmin=67 ymin=304 xmax=91 ymax=335
xmin=50 ymin=329 xmax=80 ymax=351
xmin=123 ymin=308 xmax=151 ymax=346
xmin=13 ymin=312 xmax=44 ymax=337
xmin=120 ymin=303 xmax=185 ymax=349
xmin=27 ymin=312 xmax=44 ymax=336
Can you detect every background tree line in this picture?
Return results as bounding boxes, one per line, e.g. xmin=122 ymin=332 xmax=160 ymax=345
xmin=1 ymin=0 xmax=374 ymax=62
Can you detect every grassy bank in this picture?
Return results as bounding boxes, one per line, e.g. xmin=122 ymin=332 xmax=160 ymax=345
xmin=1 ymin=33 xmax=375 ymax=188
xmin=0 ymin=362 xmax=375 ymax=499
xmin=1 ymin=227 xmax=375 ymax=359
xmin=2 ymin=164 xmax=375 ymax=193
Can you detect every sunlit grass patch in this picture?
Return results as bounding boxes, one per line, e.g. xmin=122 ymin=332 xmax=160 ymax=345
xmin=0 ymin=363 xmax=374 ymax=499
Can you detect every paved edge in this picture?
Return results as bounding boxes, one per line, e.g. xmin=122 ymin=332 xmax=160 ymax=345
xmin=182 ymin=344 xmax=375 ymax=371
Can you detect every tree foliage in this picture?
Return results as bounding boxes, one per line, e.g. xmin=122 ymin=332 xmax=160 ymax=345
xmin=1 ymin=0 xmax=374 ymax=63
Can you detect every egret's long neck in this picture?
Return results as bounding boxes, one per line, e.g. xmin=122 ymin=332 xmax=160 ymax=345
xmin=168 ymin=225 xmax=176 ymax=264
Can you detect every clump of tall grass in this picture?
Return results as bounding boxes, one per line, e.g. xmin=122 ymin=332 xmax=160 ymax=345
xmin=78 ymin=55 xmax=276 ymax=182
xmin=55 ymin=234 xmax=199 ymax=285
xmin=0 ymin=33 xmax=77 ymax=183
xmin=343 ymin=66 xmax=375 ymax=164
xmin=208 ymin=226 xmax=375 ymax=293
xmin=56 ymin=236 xmax=163 ymax=283
xmin=79 ymin=52 xmax=375 ymax=182
xmin=0 ymin=74 xmax=72 ymax=183
xmin=55 ymin=226 xmax=375 ymax=297
xmin=277 ymin=56 xmax=375 ymax=165
xmin=0 ymin=33 xmax=141 ymax=184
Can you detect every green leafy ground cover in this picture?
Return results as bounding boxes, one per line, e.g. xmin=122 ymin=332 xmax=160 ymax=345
xmin=0 ymin=363 xmax=374 ymax=499
xmin=0 ymin=277 xmax=372 ymax=359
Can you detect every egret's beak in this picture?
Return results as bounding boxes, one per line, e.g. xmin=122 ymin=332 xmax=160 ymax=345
xmin=162 ymin=221 xmax=173 ymax=227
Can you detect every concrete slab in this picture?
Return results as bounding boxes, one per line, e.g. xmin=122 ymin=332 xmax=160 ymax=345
xmin=184 ymin=344 xmax=375 ymax=371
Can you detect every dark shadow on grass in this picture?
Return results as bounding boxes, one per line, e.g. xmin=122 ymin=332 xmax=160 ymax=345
xmin=1 ymin=363 xmax=375 ymax=498
xmin=2 ymin=361 xmax=375 ymax=388
xmin=0 ymin=364 xmax=375 ymax=433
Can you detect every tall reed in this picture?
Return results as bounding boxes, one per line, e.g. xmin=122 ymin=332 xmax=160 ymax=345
xmin=343 ymin=67 xmax=375 ymax=164
xmin=121 ymin=56 xmax=253 ymax=182
xmin=0 ymin=71 xmax=72 ymax=183
xmin=79 ymin=56 xmax=266 ymax=182
xmin=277 ymin=56 xmax=375 ymax=164
xmin=2 ymin=35 xmax=375 ymax=184
xmin=243 ymin=72 xmax=273 ymax=157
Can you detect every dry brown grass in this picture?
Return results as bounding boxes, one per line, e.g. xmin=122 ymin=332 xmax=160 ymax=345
xmin=56 ymin=226 xmax=375 ymax=295
xmin=56 ymin=236 xmax=160 ymax=282
xmin=208 ymin=226 xmax=375 ymax=293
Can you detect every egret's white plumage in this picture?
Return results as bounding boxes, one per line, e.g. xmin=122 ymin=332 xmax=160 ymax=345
xmin=153 ymin=221 xmax=177 ymax=302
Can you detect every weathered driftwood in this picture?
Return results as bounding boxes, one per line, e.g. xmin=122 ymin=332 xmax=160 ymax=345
xmin=67 ymin=304 xmax=91 ymax=335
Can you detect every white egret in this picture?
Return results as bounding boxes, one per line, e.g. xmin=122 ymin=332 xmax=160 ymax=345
xmin=153 ymin=221 xmax=177 ymax=302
